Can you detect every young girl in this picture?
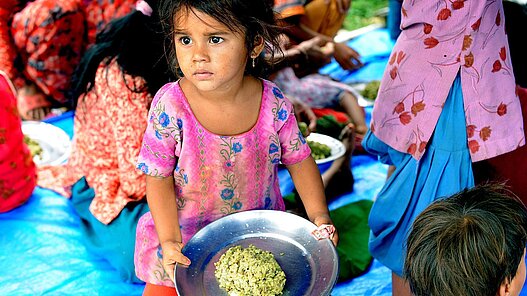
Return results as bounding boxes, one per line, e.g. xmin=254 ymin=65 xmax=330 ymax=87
xmin=362 ymin=1 xmax=525 ymax=295
xmin=134 ymin=0 xmax=337 ymax=294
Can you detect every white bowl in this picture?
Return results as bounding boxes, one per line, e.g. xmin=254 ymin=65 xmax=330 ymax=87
xmin=22 ymin=121 xmax=71 ymax=166
xmin=307 ymin=133 xmax=346 ymax=165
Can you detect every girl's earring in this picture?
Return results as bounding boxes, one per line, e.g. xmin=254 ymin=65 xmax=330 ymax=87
xmin=252 ymin=58 xmax=256 ymax=68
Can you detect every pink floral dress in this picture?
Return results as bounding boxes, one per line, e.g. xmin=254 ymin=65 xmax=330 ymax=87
xmin=134 ymin=79 xmax=310 ymax=286
xmin=370 ymin=0 xmax=524 ymax=161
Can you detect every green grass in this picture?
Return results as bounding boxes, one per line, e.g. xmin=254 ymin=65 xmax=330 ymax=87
xmin=343 ymin=0 xmax=388 ymax=31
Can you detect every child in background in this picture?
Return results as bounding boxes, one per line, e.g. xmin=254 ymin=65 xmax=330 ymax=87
xmin=362 ymin=1 xmax=525 ymax=295
xmin=404 ymin=183 xmax=527 ymax=296
xmin=134 ymin=0 xmax=337 ymax=294
xmin=0 ymin=0 xmax=137 ymax=120
xmin=0 ymin=70 xmax=36 ymax=212
xmin=273 ymin=0 xmax=362 ymax=71
xmin=37 ymin=0 xmax=173 ymax=283
xmin=271 ymin=35 xmax=368 ymax=137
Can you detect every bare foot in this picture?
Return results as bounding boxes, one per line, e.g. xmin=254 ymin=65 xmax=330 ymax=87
xmin=322 ymin=123 xmax=356 ymax=199
xmin=338 ymin=123 xmax=356 ymax=166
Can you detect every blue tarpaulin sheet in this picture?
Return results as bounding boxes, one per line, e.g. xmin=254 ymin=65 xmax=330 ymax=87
xmin=0 ymin=28 xmax=394 ymax=296
xmin=4 ymin=28 xmax=521 ymax=296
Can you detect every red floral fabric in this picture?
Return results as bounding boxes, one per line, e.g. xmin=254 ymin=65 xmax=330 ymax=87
xmin=0 ymin=0 xmax=135 ymax=103
xmin=370 ymin=0 xmax=524 ymax=161
xmin=0 ymin=71 xmax=36 ymax=212
xmin=38 ymin=59 xmax=151 ymax=224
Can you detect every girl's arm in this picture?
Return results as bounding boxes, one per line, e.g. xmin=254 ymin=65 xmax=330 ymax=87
xmin=286 ymin=156 xmax=339 ymax=246
xmin=146 ymin=175 xmax=190 ymax=282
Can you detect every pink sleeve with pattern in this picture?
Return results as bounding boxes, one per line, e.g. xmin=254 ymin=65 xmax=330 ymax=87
xmin=279 ymin=96 xmax=311 ymax=166
xmin=136 ymin=82 xmax=181 ymax=178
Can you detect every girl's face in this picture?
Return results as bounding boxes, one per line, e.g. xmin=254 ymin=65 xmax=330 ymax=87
xmin=173 ymin=8 xmax=255 ymax=93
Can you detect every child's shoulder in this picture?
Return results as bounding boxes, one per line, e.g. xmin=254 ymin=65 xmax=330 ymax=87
xmin=152 ymin=81 xmax=183 ymax=104
xmin=262 ymin=78 xmax=293 ymax=105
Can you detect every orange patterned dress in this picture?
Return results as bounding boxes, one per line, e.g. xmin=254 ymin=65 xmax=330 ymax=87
xmin=38 ymin=59 xmax=151 ymax=224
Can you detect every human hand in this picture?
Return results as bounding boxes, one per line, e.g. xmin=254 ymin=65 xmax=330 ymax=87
xmin=333 ymin=42 xmax=363 ymax=71
xmin=160 ymin=241 xmax=191 ymax=283
xmin=324 ymin=0 xmax=352 ymax=14
xmin=290 ymin=96 xmax=317 ymax=135
xmin=296 ymin=36 xmax=334 ymax=69
xmin=313 ymin=214 xmax=339 ymax=246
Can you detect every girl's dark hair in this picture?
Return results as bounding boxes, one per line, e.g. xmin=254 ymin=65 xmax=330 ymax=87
xmin=70 ymin=0 xmax=173 ymax=108
xmin=158 ymin=0 xmax=283 ymax=78
xmin=404 ymin=183 xmax=527 ymax=296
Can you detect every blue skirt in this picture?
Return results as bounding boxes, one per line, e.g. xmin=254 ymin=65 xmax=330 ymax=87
xmin=362 ymin=74 xmax=475 ymax=276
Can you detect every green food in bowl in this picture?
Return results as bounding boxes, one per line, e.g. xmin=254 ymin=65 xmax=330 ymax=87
xmin=361 ymin=80 xmax=381 ymax=101
xmin=23 ymin=134 xmax=43 ymax=160
xmin=308 ymin=140 xmax=332 ymax=160
xmin=214 ymin=244 xmax=286 ymax=296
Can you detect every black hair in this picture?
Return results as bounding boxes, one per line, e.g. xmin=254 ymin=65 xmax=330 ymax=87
xmin=70 ymin=0 xmax=173 ymax=108
xmin=158 ymin=0 xmax=283 ymax=78
xmin=404 ymin=183 xmax=527 ymax=296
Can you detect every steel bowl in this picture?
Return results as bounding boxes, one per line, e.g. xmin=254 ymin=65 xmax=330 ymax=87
xmin=175 ymin=210 xmax=339 ymax=296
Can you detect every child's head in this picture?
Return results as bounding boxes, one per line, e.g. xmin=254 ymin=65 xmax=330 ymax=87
xmin=404 ymin=183 xmax=527 ymax=296
xmin=158 ymin=0 xmax=281 ymax=79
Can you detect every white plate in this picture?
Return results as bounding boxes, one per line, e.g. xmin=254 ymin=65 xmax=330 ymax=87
xmin=307 ymin=133 xmax=345 ymax=165
xmin=22 ymin=121 xmax=71 ymax=166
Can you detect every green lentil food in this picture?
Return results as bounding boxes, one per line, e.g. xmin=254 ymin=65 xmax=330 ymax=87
xmin=23 ymin=135 xmax=43 ymax=160
xmin=308 ymin=140 xmax=332 ymax=160
xmin=214 ymin=245 xmax=286 ymax=296
xmin=361 ymin=80 xmax=381 ymax=101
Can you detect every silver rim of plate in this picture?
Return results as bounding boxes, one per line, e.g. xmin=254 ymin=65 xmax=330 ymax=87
xmin=21 ymin=121 xmax=71 ymax=166
xmin=175 ymin=210 xmax=339 ymax=296
xmin=306 ymin=133 xmax=346 ymax=165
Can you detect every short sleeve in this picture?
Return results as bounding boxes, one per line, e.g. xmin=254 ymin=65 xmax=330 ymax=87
xmin=277 ymin=95 xmax=311 ymax=166
xmin=136 ymin=82 xmax=181 ymax=177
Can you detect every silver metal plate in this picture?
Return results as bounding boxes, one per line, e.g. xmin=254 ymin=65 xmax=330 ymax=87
xmin=21 ymin=121 xmax=71 ymax=166
xmin=175 ymin=210 xmax=339 ymax=296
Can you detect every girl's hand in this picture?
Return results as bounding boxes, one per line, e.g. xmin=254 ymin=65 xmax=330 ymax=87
xmin=160 ymin=241 xmax=191 ymax=283
xmin=313 ymin=214 xmax=339 ymax=247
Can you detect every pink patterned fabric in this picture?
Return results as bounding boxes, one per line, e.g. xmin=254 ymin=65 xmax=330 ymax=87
xmin=134 ymin=79 xmax=310 ymax=286
xmin=272 ymin=66 xmax=361 ymax=109
xmin=370 ymin=0 xmax=524 ymax=161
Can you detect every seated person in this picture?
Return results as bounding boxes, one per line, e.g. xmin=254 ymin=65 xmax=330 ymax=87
xmin=404 ymin=183 xmax=527 ymax=296
xmin=0 ymin=70 xmax=36 ymax=212
xmin=0 ymin=0 xmax=136 ymax=120
xmin=271 ymin=35 xmax=367 ymax=137
xmin=37 ymin=0 xmax=172 ymax=283
xmin=270 ymin=36 xmax=366 ymax=205
xmin=273 ymin=0 xmax=363 ymax=72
